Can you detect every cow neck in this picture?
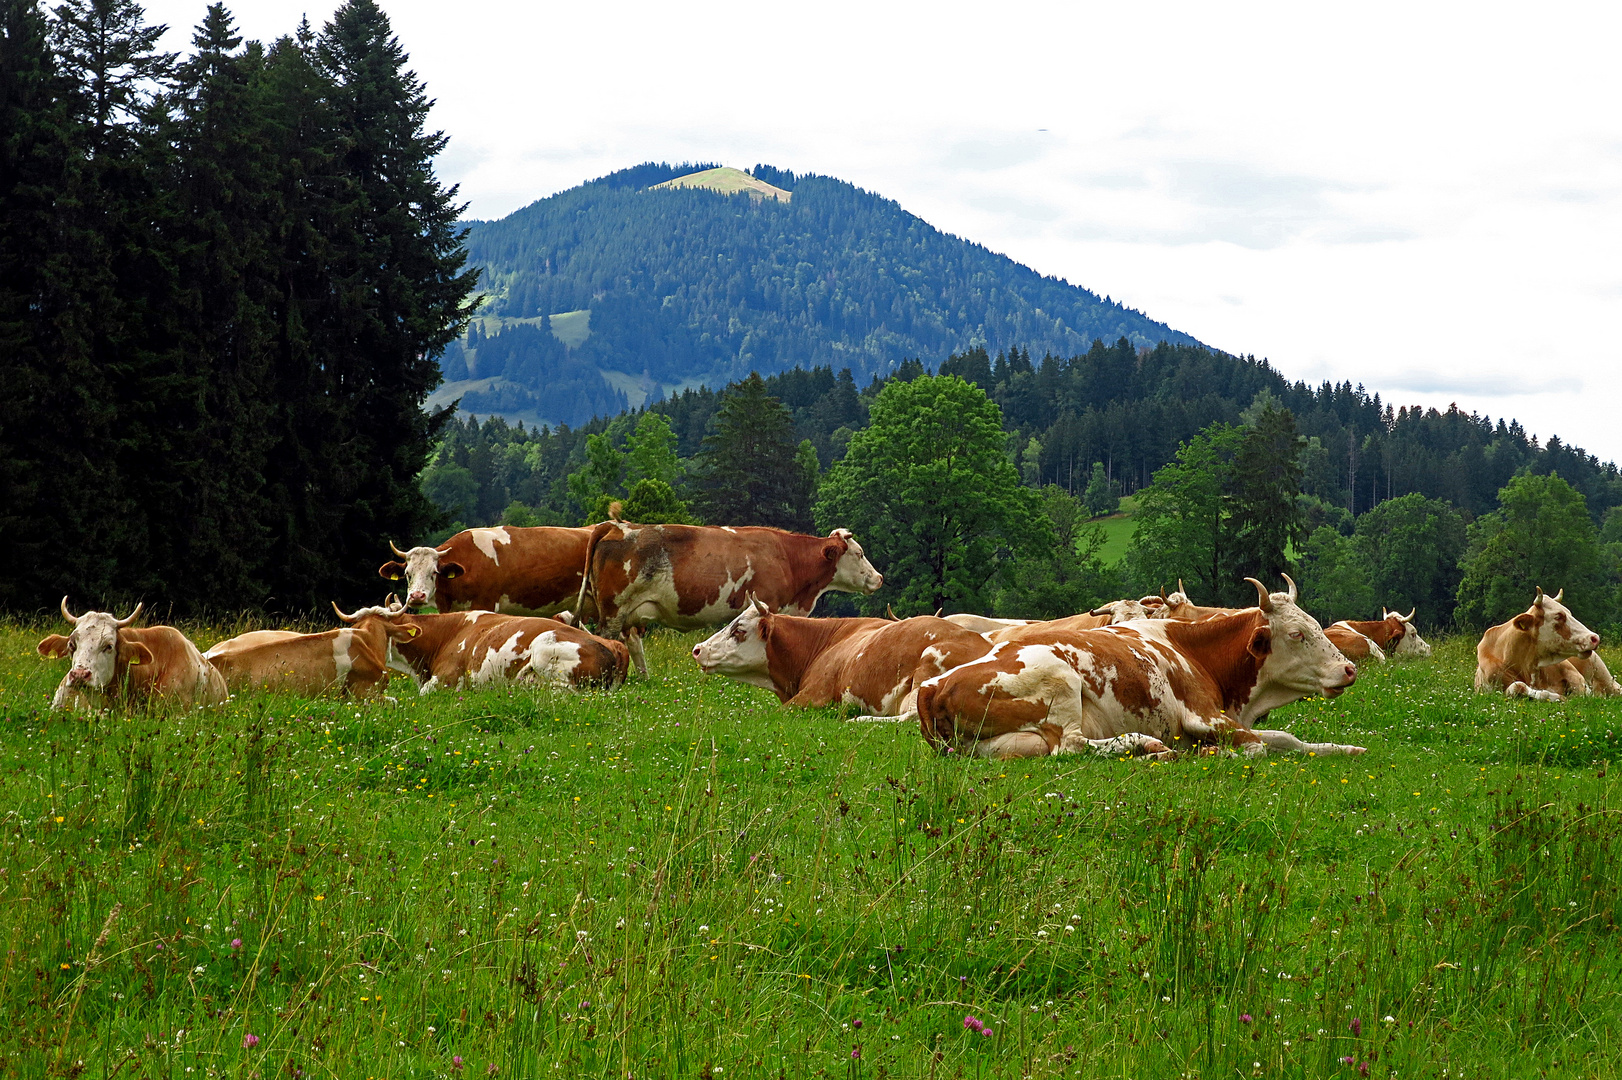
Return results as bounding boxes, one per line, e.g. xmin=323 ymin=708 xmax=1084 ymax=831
xmin=764 ymin=615 xmax=876 ymax=703
xmin=395 ymin=613 xmax=483 ymax=677
xmin=1496 ymin=613 xmax=1550 ymax=679
xmin=1158 ymin=611 xmax=1266 ymax=718
xmin=776 ymin=532 xmax=841 ymax=614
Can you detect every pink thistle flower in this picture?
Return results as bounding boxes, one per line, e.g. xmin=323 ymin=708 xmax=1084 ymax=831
xmin=242 ymin=1034 xmax=260 ymax=1049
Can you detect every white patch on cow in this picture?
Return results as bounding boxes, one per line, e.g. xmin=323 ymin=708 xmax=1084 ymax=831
xmin=468 ymin=526 xmax=512 ymax=564
xmin=331 ymin=628 xmax=355 ymax=685
xmin=719 ymin=526 xmax=738 ymax=534
xmin=472 ymin=629 xmax=530 ymax=687
xmin=528 ymin=632 xmax=584 ymax=686
xmin=716 ymin=561 xmax=757 ymax=610
xmin=464 ymin=610 xmax=486 ymax=623
xmin=827 ymin=532 xmax=884 ymax=596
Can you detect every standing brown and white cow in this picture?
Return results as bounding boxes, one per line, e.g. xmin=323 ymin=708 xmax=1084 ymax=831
xmin=1474 ymin=589 xmax=1614 ymax=701
xmin=915 ymin=577 xmax=1362 ymax=759
xmin=36 ymin=599 xmax=226 ymax=711
xmin=578 ymin=522 xmax=884 ymax=673
xmin=388 ymin=610 xmax=630 ymax=693
xmin=1326 ymin=609 xmax=1432 ymax=663
xmin=379 ymin=526 xmax=594 ymax=618
xmin=693 ymin=604 xmax=994 ymax=718
xmin=203 ymin=603 xmax=422 ymax=699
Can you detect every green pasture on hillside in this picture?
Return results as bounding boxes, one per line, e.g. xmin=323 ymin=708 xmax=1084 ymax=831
xmin=3 ymin=623 xmax=1622 ymax=1078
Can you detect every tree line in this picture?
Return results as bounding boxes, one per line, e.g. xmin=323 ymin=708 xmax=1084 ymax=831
xmin=0 ymin=0 xmax=474 ymax=616
xmin=425 ymin=342 xmax=1622 ymax=630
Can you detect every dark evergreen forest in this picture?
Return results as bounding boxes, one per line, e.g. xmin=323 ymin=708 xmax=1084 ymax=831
xmin=0 ymin=0 xmax=475 ymax=616
xmin=423 ymin=339 xmax=1622 ymax=541
xmin=450 ymin=162 xmax=1198 ymax=421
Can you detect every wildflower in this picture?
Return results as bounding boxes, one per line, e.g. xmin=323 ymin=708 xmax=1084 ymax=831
xmin=1349 ymin=1017 xmax=1362 ymax=1037
xmin=1240 ymin=1014 xmax=1253 ymax=1023
xmin=850 ymin=1048 xmax=861 ymax=1060
xmin=962 ymin=1015 xmax=984 ymax=1033
xmin=852 ymin=1019 xmax=863 ymax=1030
xmin=242 ymin=1034 xmax=260 ymax=1049
xmin=980 ymin=1028 xmax=993 ymax=1037
xmin=1382 ymin=1015 xmax=1395 ymax=1023
xmin=452 ymin=1057 xmax=463 ymax=1071
xmin=231 ymin=939 xmax=243 ymax=951
xmin=579 ymin=1000 xmax=591 ymax=1010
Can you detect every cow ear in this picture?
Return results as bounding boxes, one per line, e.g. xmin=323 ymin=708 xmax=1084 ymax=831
xmin=1512 ymin=613 xmax=1538 ymax=631
xmin=441 ymin=561 xmax=466 ymax=580
xmin=37 ymin=635 xmax=71 ymax=659
xmin=379 ymin=561 xmax=406 ymax=581
xmin=1247 ymin=626 xmax=1273 ymax=659
xmin=822 ymin=539 xmax=844 ymax=562
xmin=119 ymin=641 xmax=154 ymax=666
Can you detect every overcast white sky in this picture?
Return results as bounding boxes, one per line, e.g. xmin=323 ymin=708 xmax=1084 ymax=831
xmin=146 ymin=0 xmax=1622 ymax=462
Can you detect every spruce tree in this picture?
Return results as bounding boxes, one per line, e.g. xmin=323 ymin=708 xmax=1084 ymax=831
xmin=692 ymin=373 xmax=814 ymax=530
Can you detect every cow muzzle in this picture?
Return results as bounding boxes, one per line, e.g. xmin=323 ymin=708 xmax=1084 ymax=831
xmin=68 ymin=667 xmax=93 ymax=685
xmin=1322 ymin=663 xmax=1357 ymax=697
xmin=407 ymin=591 xmax=429 ymax=607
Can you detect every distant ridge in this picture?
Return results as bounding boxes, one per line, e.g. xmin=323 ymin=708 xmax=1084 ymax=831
xmin=446 ymin=163 xmax=1201 ymax=427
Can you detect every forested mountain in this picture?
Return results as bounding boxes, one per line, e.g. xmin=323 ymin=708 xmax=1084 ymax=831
xmin=445 ymin=163 xmax=1198 ymax=427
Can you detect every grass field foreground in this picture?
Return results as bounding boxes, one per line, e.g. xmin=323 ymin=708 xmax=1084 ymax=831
xmin=3 ymin=622 xmax=1621 ymax=1078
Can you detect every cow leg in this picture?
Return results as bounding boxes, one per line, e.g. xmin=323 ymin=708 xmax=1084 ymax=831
xmin=850 ymin=712 xmax=912 ymax=723
xmin=1506 ymin=681 xmax=1562 ymax=702
xmin=967 ymin=725 xmax=1064 ymax=758
xmin=1181 ymin=714 xmax=1267 ymax=754
xmin=1248 ymin=728 xmax=1366 ymax=756
xmin=1068 ymin=732 xmax=1174 ymax=759
xmin=627 ymin=627 xmax=648 ymax=675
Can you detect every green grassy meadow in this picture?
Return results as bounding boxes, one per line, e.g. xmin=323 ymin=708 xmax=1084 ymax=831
xmin=4 ymin=622 xmax=1622 ymax=1079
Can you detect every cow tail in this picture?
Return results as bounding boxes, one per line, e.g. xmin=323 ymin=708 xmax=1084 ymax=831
xmin=915 ymin=683 xmax=952 ymax=754
xmin=574 ymin=520 xmax=619 ymax=628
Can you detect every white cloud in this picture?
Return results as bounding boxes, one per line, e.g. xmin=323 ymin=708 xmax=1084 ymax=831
xmin=140 ymin=0 xmax=1622 ymax=460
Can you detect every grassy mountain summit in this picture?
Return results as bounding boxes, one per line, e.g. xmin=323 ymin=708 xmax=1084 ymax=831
xmin=447 ymin=163 xmax=1200 ymax=426
xmin=651 ymin=165 xmax=791 ymax=202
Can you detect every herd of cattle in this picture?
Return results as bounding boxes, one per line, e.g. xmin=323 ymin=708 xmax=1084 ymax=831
xmin=33 ymin=520 xmax=1621 ymax=759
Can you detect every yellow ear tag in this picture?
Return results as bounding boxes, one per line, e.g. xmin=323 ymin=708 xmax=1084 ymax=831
xmin=128 ymin=655 xmax=142 ymax=666
xmin=408 ymin=627 xmax=420 ymax=637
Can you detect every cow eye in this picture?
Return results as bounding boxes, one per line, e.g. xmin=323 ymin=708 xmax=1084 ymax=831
xmin=1288 ymin=630 xmax=1304 ymax=641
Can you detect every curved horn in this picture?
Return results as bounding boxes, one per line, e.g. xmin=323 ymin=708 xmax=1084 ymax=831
xmin=750 ymin=592 xmax=770 ymax=616
xmin=885 ymin=604 xmax=899 ymax=621
xmin=1177 ymin=579 xmax=1185 ymax=596
xmin=1535 ymin=586 xmax=1545 ymax=603
xmin=332 ymin=601 xmax=360 ymax=623
xmin=389 ymin=539 xmax=410 ymax=559
xmin=1554 ymin=588 xmax=1564 ymax=602
xmin=1405 ymin=607 xmax=1416 ymax=622
xmin=1089 ymin=604 xmax=1114 ymax=617
xmin=1280 ymin=573 xmax=1297 ymax=604
xmin=60 ymin=596 xmax=80 ymax=625
xmin=1159 ymin=586 xmax=1167 ymax=600
xmin=934 ymin=607 xmax=944 ymax=618
xmin=115 ymin=602 xmax=142 ymax=627
xmin=1245 ymin=578 xmax=1274 ymax=613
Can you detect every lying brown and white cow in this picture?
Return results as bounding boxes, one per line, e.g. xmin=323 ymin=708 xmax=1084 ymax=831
xmin=693 ymin=604 xmax=994 ymax=718
xmin=389 ymin=610 xmax=629 ymax=693
xmin=37 ymin=599 xmax=226 ymax=711
xmin=1326 ymin=609 xmax=1433 ymax=663
xmin=578 ymin=522 xmax=884 ymax=673
xmin=915 ymin=576 xmax=1362 ymax=759
xmin=379 ymin=526 xmax=595 ymax=618
xmin=1149 ymin=581 xmax=1246 ymax=622
xmin=944 ymin=599 xmax=1151 ymax=640
xmin=202 ymin=604 xmax=422 ymax=699
xmin=1474 ymin=589 xmax=1614 ymax=701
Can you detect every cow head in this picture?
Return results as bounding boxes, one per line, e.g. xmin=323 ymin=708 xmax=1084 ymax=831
xmin=692 ymin=597 xmax=776 ymax=689
xmin=1512 ymin=588 xmax=1599 ymax=663
xmin=1090 ymin=599 xmax=1151 ymax=624
xmin=1149 ymin=581 xmax=1193 ymax=619
xmin=823 ymin=529 xmax=884 ymax=595
xmin=1243 ymin=575 xmax=1357 ymax=715
xmin=379 ymin=541 xmax=465 ymax=609
xmin=332 ymin=600 xmax=423 ymax=644
xmin=1383 ymin=607 xmax=1432 ymax=658
xmin=37 ymin=598 xmax=148 ymax=691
